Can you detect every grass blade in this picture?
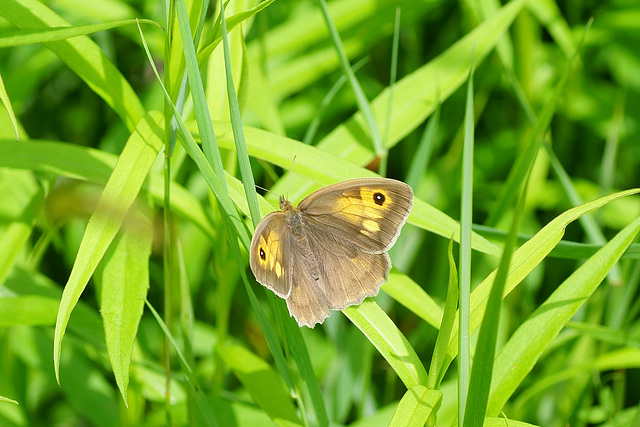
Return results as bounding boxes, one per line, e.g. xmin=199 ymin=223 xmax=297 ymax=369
xmin=488 ymin=215 xmax=640 ymax=415
xmin=445 ymin=188 xmax=640 ymax=374
xmin=388 ymin=385 xmax=441 ymax=427
xmin=53 ymin=112 xmax=164 ymax=384
xmin=343 ymin=299 xmax=428 ymax=389
xmin=0 ymin=0 xmax=145 ymax=130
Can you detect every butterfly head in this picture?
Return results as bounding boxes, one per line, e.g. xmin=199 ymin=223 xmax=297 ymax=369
xmin=280 ymin=195 xmax=293 ymax=212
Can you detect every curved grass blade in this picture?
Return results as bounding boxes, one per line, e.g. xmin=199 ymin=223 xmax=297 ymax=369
xmin=388 ymin=385 xmax=441 ymax=427
xmin=487 ymin=216 xmax=640 ymax=415
xmin=218 ymin=344 xmax=302 ymax=426
xmin=0 ymin=396 xmax=19 ymax=405
xmin=0 ymin=74 xmax=18 ymax=142
xmin=427 ymin=238 xmax=458 ymax=390
xmin=343 ymin=299 xmax=428 ymax=389
xmin=0 ymin=0 xmax=145 ymax=131
xmin=53 ymin=112 xmax=164 ymax=384
xmin=211 ymin=123 xmax=501 ymax=257
xmin=99 ymin=209 xmax=152 ymax=405
xmin=444 ymin=188 xmax=640 ymax=373
xmin=0 ymin=19 xmax=160 ymax=47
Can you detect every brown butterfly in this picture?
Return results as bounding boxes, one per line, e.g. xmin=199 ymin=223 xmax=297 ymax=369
xmin=249 ymin=178 xmax=413 ymax=327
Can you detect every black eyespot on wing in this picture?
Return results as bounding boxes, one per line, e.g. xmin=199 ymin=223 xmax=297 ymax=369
xmin=259 ymin=247 xmax=266 ymax=261
xmin=373 ymin=192 xmax=385 ymax=206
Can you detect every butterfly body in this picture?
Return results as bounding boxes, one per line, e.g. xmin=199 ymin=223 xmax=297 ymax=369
xmin=250 ymin=178 xmax=413 ymax=327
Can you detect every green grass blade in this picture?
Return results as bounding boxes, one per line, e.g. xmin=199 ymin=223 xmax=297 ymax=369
xmin=0 ymin=396 xmax=19 ymax=406
xmin=388 ymin=385 xmax=441 ymax=427
xmin=0 ymin=19 xmax=160 ymax=47
xmin=464 ymin=35 xmax=541 ymax=421
xmin=444 ymin=188 xmax=640 ymax=374
xmin=317 ymin=0 xmax=384 ymax=159
xmin=137 ymin=21 xmax=247 ymax=241
xmin=487 ymin=215 xmax=640 ymax=415
xmin=343 ymin=299 xmax=429 ymax=389
xmin=217 ymin=0 xmax=260 ymax=228
xmin=174 ymin=0 xmax=226 ymax=180
xmin=219 ymin=344 xmax=302 ymax=426
xmin=99 ymin=210 xmax=152 ymax=405
xmin=428 ymin=239 xmax=458 ymax=390
xmin=458 ymin=56 xmax=475 ymax=422
xmin=473 ymin=225 xmax=640 ymax=260
xmin=53 ymin=112 xmax=164 ymax=384
xmin=0 ymin=0 xmax=145 ymax=131
xmin=464 ymin=157 xmax=526 ymax=426
xmin=0 ymin=74 xmax=18 ymax=142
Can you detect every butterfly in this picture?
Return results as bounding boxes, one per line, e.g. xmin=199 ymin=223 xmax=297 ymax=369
xmin=249 ymin=178 xmax=413 ymax=327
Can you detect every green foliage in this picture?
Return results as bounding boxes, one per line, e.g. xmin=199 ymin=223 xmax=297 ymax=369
xmin=1 ymin=0 xmax=640 ymax=426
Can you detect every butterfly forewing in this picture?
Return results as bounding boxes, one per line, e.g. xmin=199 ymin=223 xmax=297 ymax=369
xmin=249 ymin=212 xmax=292 ymax=298
xmin=298 ymin=178 xmax=413 ymax=253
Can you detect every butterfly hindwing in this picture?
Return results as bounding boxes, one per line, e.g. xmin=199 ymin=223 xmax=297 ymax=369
xmin=285 ymin=223 xmax=390 ymax=327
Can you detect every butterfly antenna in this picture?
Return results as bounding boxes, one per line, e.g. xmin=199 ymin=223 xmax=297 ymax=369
xmin=255 ymin=184 xmax=279 ymax=197
xmin=287 ymin=155 xmax=297 ymax=200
